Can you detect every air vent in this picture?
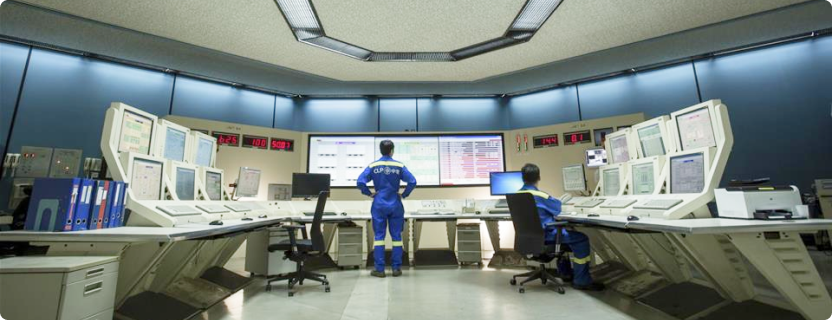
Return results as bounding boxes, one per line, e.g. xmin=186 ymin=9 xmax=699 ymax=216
xmin=369 ymin=52 xmax=454 ymax=62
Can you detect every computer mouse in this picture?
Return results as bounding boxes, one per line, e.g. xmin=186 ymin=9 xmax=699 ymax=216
xmin=341 ymin=212 xmax=347 ymax=216
xmin=258 ymin=215 xmax=268 ymax=219
xmin=209 ymin=220 xmax=224 ymax=225
xmin=241 ymin=217 xmax=253 ymax=221
xmin=627 ymin=215 xmax=640 ymax=221
xmin=588 ymin=214 xmax=600 ymax=217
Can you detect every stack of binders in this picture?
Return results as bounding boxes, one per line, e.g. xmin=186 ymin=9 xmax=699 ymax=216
xmin=24 ymin=178 xmax=129 ymax=232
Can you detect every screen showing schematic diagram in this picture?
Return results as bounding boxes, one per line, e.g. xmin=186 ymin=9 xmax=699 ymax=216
xmin=562 ymin=164 xmax=587 ymax=192
xmin=195 ymin=136 xmax=214 ymax=167
xmin=637 ymin=124 xmax=666 ymax=157
xmin=175 ymin=167 xmax=196 ymax=200
xmin=676 ymin=108 xmax=716 ymax=151
xmin=163 ymin=127 xmax=187 ymax=162
xmin=130 ymin=158 xmax=163 ymax=200
xmin=671 ymin=153 xmax=706 ymax=194
xmin=119 ymin=111 xmax=154 ymax=155
xmin=631 ymin=162 xmax=656 ymax=195
xmin=610 ymin=135 xmax=631 ymax=164
xmin=602 ymin=168 xmax=621 ymax=196
xmin=205 ymin=171 xmax=223 ymax=200
xmin=236 ymin=167 xmax=261 ymax=198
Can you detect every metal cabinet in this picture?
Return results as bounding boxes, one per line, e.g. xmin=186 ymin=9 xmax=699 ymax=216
xmin=337 ymin=224 xmax=363 ymax=269
xmin=457 ymin=223 xmax=482 ymax=265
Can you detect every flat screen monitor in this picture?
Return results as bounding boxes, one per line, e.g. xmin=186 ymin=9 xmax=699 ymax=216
xmin=489 ymin=171 xmax=524 ymax=196
xmin=637 ymin=124 xmax=666 ymax=157
xmin=292 ymin=173 xmax=331 ymax=198
xmin=175 ymin=167 xmax=196 ymax=200
xmin=676 ymin=107 xmax=716 ymax=151
xmin=374 ymin=136 xmax=440 ymax=186
xmin=602 ymin=168 xmax=620 ymax=197
xmin=586 ymin=149 xmax=608 ymax=167
xmin=236 ymin=167 xmax=261 ymax=198
xmin=670 ymin=153 xmax=706 ymax=194
xmin=163 ymin=127 xmax=187 ymax=162
xmin=205 ymin=171 xmax=223 ymax=201
xmin=562 ymin=165 xmax=587 ymax=192
xmin=438 ymin=135 xmax=505 ymax=186
xmin=609 ymin=135 xmax=630 ymax=164
xmin=130 ymin=158 xmax=163 ymax=200
xmin=195 ymin=136 xmax=214 ymax=167
xmin=631 ymin=162 xmax=655 ymax=195
xmin=119 ymin=111 xmax=154 ymax=155
xmin=593 ymin=128 xmax=613 ymax=147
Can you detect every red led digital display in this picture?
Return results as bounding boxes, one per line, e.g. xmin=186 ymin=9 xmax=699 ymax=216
xmin=242 ymin=135 xmax=269 ymax=149
xmin=270 ymin=138 xmax=294 ymax=152
xmin=211 ymin=132 xmax=240 ymax=146
xmin=564 ymin=130 xmax=591 ymax=145
xmin=532 ymin=134 xmax=559 ymax=148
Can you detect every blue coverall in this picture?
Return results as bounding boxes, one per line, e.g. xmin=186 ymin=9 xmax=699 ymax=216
xmin=518 ymin=185 xmax=594 ymax=286
xmin=357 ymin=156 xmax=417 ymax=272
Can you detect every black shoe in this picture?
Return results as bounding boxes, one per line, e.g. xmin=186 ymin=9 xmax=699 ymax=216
xmin=392 ymin=269 xmax=402 ymax=277
xmin=370 ymin=270 xmax=386 ymax=278
xmin=572 ymin=282 xmax=605 ymax=291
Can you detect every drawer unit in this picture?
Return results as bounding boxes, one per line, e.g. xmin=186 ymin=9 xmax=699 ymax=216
xmin=0 ymin=256 xmax=119 ymax=320
xmin=337 ymin=225 xmax=364 ymax=268
xmin=245 ymin=227 xmax=296 ymax=276
xmin=457 ymin=223 xmax=482 ymax=265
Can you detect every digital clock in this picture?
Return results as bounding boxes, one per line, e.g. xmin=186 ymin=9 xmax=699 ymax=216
xmin=532 ymin=134 xmax=559 ymax=148
xmin=242 ymin=135 xmax=269 ymax=149
xmin=211 ymin=132 xmax=240 ymax=147
xmin=564 ymin=130 xmax=591 ymax=145
xmin=270 ymin=138 xmax=294 ymax=152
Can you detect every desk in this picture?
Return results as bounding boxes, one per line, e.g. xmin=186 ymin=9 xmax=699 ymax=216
xmin=557 ymin=213 xmax=832 ymax=320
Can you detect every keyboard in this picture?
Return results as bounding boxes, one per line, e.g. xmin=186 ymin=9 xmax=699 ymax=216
xmin=303 ymin=212 xmax=338 ymax=217
xmin=600 ymin=199 xmax=637 ymax=209
xmin=225 ymin=203 xmax=252 ymax=212
xmin=633 ymin=199 xmax=683 ymax=210
xmin=157 ymin=205 xmax=202 ymax=216
xmin=494 ymin=199 xmax=508 ymax=208
xmin=576 ymin=199 xmax=605 ymax=208
xmin=196 ymin=204 xmax=230 ymax=214
xmin=489 ymin=208 xmax=510 ymax=214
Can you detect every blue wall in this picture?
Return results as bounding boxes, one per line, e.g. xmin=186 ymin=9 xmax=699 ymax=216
xmin=273 ymin=96 xmax=297 ymax=130
xmin=171 ymin=76 xmax=276 ymax=128
xmin=577 ymin=63 xmax=701 ymax=121
xmin=695 ymin=36 xmax=832 ymax=190
xmin=297 ymin=98 xmax=379 ymax=132
xmin=379 ymin=98 xmax=417 ymax=132
xmin=417 ymin=98 xmax=509 ymax=132
xmin=0 ymin=42 xmax=30 ymax=159
xmin=508 ymin=86 xmax=580 ymax=129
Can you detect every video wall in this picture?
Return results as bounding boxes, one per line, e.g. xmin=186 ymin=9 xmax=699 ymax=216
xmin=307 ymin=134 xmax=505 ymax=187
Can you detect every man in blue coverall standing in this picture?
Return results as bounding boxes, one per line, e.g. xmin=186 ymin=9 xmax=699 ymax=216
xmin=517 ymin=163 xmax=605 ymax=291
xmin=357 ymin=140 xmax=417 ymax=278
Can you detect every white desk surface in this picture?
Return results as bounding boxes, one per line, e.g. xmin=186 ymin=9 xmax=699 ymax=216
xmin=558 ymin=213 xmax=832 ymax=234
xmin=0 ymin=256 xmax=119 ymax=273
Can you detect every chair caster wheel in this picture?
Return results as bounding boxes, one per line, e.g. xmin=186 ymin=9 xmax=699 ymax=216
xmin=288 ymin=292 xmax=294 ymax=297
xmin=510 ymin=279 xmax=517 ymax=286
xmin=265 ymin=285 xmax=271 ymax=292
xmin=519 ymin=287 xmax=525 ymax=294
xmin=325 ymin=286 xmax=331 ymax=293
xmin=557 ymin=287 xmax=565 ymax=295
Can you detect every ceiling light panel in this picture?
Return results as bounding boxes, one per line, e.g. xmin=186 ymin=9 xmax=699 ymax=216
xmin=276 ymin=0 xmax=321 ymax=31
xmin=369 ymin=52 xmax=455 ymax=62
xmin=509 ymin=0 xmax=563 ymax=31
xmin=301 ymin=37 xmax=372 ymax=60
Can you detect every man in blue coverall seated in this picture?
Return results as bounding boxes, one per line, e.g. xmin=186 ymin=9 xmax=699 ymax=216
xmin=357 ymin=140 xmax=417 ymax=278
xmin=518 ymin=163 xmax=605 ymax=291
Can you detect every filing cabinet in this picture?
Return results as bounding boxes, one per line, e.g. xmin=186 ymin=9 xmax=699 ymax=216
xmin=337 ymin=224 xmax=363 ymax=269
xmin=0 ymin=256 xmax=119 ymax=320
xmin=457 ymin=223 xmax=482 ymax=265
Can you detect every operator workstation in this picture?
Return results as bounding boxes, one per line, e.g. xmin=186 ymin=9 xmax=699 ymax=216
xmin=0 ymin=1 xmax=830 ymax=320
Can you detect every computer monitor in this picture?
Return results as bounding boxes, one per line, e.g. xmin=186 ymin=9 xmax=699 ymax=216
xmin=489 ymin=171 xmax=524 ymax=196
xmin=163 ymin=127 xmax=187 ymax=162
xmin=292 ymin=173 xmax=331 ymax=198
xmin=637 ymin=124 xmax=666 ymax=157
xmin=609 ymin=135 xmax=631 ymax=164
xmin=670 ymin=152 xmax=706 ymax=194
xmin=174 ymin=166 xmax=196 ymax=200
xmin=119 ymin=110 xmax=154 ymax=155
xmin=631 ymin=162 xmax=656 ymax=195
xmin=236 ymin=167 xmax=261 ymax=198
xmin=194 ymin=135 xmax=215 ymax=167
xmin=586 ymin=149 xmax=608 ymax=167
xmin=676 ymin=107 xmax=716 ymax=151
xmin=602 ymin=167 xmax=620 ymax=196
xmin=205 ymin=170 xmax=223 ymax=201
xmin=130 ymin=158 xmax=164 ymax=200
xmin=562 ymin=165 xmax=587 ymax=192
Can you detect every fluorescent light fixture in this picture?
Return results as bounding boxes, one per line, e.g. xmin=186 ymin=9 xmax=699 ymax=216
xmin=273 ymin=0 xmax=564 ymax=62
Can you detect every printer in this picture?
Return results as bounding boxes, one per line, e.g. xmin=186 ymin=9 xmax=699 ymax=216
xmin=715 ymin=186 xmax=807 ymax=220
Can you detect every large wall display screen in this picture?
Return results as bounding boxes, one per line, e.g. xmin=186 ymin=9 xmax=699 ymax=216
xmin=308 ymin=134 xmax=505 ymax=187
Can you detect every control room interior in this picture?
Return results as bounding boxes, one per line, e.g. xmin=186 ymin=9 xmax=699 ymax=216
xmin=0 ymin=1 xmax=831 ymax=320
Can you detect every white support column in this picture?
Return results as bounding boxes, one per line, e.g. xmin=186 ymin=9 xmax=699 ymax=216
xmin=631 ymin=233 xmax=692 ymax=284
xmin=668 ymin=234 xmax=756 ymax=302
xmin=730 ymin=232 xmax=832 ymax=320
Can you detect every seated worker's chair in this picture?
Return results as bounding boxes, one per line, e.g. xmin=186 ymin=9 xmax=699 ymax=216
xmin=266 ymin=191 xmax=331 ymax=296
xmin=506 ymin=193 xmax=567 ymax=294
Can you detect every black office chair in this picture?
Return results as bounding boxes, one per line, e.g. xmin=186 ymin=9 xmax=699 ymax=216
xmin=265 ymin=191 xmax=331 ymax=296
xmin=506 ymin=193 xmax=567 ymax=294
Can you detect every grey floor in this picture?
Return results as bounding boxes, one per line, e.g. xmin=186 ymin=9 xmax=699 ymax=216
xmin=199 ymin=259 xmax=675 ymax=320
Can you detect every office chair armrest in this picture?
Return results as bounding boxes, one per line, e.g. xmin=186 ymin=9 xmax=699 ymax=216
xmin=545 ymin=221 xmax=569 ymax=228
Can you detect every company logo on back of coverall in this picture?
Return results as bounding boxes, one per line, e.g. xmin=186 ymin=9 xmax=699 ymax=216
xmin=373 ymin=166 xmax=400 ymax=175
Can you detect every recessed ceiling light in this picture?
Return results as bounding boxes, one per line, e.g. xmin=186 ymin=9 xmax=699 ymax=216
xmin=273 ymin=0 xmax=565 ymax=62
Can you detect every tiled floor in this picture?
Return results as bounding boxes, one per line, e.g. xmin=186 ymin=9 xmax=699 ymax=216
xmin=199 ymin=261 xmax=675 ymax=320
